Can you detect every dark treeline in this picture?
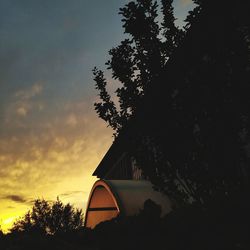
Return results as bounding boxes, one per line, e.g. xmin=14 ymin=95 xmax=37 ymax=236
xmin=0 ymin=198 xmax=249 ymax=250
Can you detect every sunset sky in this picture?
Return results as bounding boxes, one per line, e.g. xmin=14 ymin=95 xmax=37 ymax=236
xmin=0 ymin=0 xmax=193 ymax=232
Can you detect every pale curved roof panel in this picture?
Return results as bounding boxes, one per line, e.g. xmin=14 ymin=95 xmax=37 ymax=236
xmin=85 ymin=180 xmax=172 ymax=229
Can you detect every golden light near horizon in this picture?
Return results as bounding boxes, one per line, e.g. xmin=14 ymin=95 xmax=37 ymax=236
xmin=0 ymin=84 xmax=113 ymax=233
xmin=0 ymin=210 xmax=27 ymax=233
xmin=0 ymin=117 xmax=112 ymax=233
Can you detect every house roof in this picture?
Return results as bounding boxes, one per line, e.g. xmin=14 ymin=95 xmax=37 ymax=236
xmin=85 ymin=179 xmax=172 ymax=228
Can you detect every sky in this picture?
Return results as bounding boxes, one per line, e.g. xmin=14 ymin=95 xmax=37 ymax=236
xmin=0 ymin=0 xmax=193 ymax=232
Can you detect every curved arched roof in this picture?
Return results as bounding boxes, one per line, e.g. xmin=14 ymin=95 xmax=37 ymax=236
xmin=85 ymin=180 xmax=172 ymax=229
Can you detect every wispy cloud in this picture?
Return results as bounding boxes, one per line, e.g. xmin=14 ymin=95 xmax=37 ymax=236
xmin=6 ymin=206 xmax=15 ymax=209
xmin=15 ymin=83 xmax=43 ymax=100
xmin=59 ymin=191 xmax=85 ymax=197
xmin=3 ymin=195 xmax=27 ymax=204
xmin=4 ymin=82 xmax=45 ymax=119
xmin=16 ymin=106 xmax=28 ymax=117
xmin=66 ymin=113 xmax=78 ymax=127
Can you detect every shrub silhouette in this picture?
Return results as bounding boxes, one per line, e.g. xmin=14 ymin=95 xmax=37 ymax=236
xmin=11 ymin=197 xmax=84 ymax=235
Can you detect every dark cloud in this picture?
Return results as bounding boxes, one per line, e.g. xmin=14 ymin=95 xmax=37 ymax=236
xmin=6 ymin=206 xmax=15 ymax=209
xmin=59 ymin=191 xmax=85 ymax=197
xmin=3 ymin=195 xmax=27 ymax=203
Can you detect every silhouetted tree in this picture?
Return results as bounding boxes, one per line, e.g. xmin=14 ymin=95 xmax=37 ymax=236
xmin=49 ymin=198 xmax=83 ymax=234
xmin=94 ymin=0 xmax=250 ymax=206
xmin=94 ymin=0 xmax=250 ymax=208
xmin=93 ymin=0 xmax=184 ymax=135
xmin=0 ymin=225 xmax=3 ymax=237
xmin=11 ymin=198 xmax=84 ymax=235
xmin=132 ymin=1 xmax=250 ymax=206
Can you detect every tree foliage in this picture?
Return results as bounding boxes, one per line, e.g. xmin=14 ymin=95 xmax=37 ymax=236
xmin=93 ymin=0 xmax=250 ymax=207
xmin=11 ymin=198 xmax=84 ymax=235
xmin=93 ymin=0 xmax=184 ymax=134
xmin=131 ymin=1 xmax=250 ymax=206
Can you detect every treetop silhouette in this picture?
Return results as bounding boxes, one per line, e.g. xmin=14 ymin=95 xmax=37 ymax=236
xmin=11 ymin=198 xmax=84 ymax=235
xmin=93 ymin=0 xmax=185 ymax=135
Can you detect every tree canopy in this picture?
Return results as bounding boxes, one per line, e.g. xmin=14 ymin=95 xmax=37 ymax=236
xmin=130 ymin=1 xmax=250 ymax=205
xmin=93 ymin=0 xmax=250 ymax=207
xmin=11 ymin=198 xmax=84 ymax=235
xmin=93 ymin=0 xmax=184 ymax=135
